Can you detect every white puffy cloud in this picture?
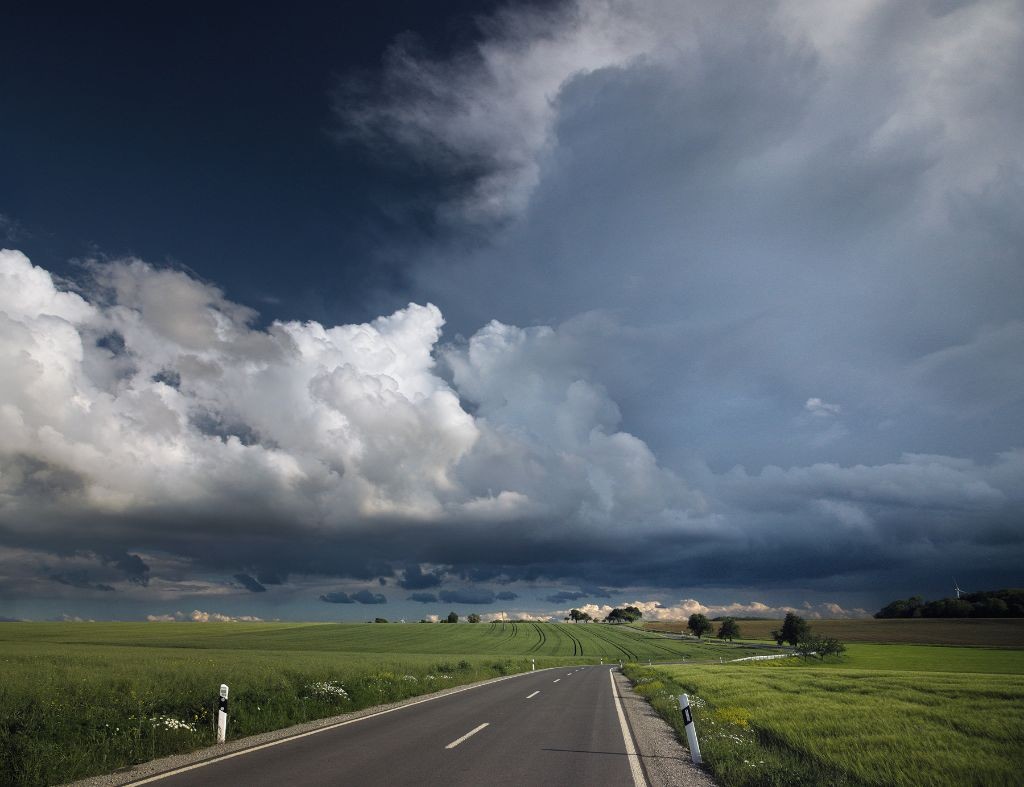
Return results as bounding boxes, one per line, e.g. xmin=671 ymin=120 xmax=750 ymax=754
xmin=569 ymin=598 xmax=868 ymax=622
xmin=146 ymin=610 xmax=263 ymax=622
xmin=481 ymin=611 xmax=555 ymax=623
xmin=0 ymin=249 xmax=698 ymax=544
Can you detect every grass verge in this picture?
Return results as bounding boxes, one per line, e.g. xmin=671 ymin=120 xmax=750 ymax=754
xmin=0 ymin=648 xmax=531 ymax=786
xmin=624 ymin=646 xmax=1024 ymax=786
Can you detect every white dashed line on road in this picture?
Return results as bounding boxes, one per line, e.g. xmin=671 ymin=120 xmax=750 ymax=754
xmin=526 ymin=691 xmax=540 ymax=699
xmin=553 ymin=678 xmax=560 ymax=683
xmin=445 ymin=723 xmax=489 ymax=750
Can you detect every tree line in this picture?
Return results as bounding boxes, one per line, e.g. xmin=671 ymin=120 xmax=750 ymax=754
xmin=874 ymin=588 xmax=1024 ymax=619
xmin=686 ymin=612 xmax=845 ymax=659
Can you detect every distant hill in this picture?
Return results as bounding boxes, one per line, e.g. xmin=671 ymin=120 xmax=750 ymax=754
xmin=875 ymin=589 xmax=1024 ymax=619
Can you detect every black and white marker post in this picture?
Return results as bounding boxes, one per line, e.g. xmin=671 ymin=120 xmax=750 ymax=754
xmin=531 ymin=658 xmax=535 ymax=671
xmin=216 ymin=684 xmax=229 ymax=744
xmin=678 ymin=694 xmax=702 ymax=764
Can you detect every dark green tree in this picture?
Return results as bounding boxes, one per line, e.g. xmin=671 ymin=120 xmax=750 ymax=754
xmin=716 ymin=617 xmax=741 ymax=641
xmin=606 ymin=606 xmax=644 ymax=624
xmin=687 ymin=613 xmax=712 ymax=639
xmin=773 ymin=612 xmax=810 ymax=646
xmin=446 ymin=611 xmax=459 ymax=624
xmin=467 ymin=613 xmax=481 ymax=623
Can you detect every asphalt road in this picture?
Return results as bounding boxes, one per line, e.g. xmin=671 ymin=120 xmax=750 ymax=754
xmin=132 ymin=667 xmax=645 ymax=787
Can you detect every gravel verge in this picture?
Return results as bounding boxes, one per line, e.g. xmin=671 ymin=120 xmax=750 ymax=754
xmin=614 ymin=670 xmax=718 ymax=787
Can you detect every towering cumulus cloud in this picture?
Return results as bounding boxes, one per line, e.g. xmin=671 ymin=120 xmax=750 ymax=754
xmin=0 ymin=250 xmax=703 ymax=591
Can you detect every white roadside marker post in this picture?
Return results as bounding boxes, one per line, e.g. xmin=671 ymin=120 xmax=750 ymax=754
xmin=217 ymin=684 xmax=229 ymax=744
xmin=531 ymin=658 xmax=535 ymax=671
xmin=678 ymin=694 xmax=702 ymax=765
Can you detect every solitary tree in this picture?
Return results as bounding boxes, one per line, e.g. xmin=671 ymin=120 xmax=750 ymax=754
xmin=467 ymin=613 xmax=481 ymax=623
xmin=373 ymin=617 xmax=388 ymax=623
xmin=716 ymin=617 xmax=741 ymax=641
xmin=772 ymin=612 xmax=810 ymax=646
xmin=446 ymin=611 xmax=459 ymax=624
xmin=687 ymin=613 xmax=713 ymax=639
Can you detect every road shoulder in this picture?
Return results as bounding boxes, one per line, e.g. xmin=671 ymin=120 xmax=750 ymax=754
xmin=613 ymin=670 xmax=717 ymax=787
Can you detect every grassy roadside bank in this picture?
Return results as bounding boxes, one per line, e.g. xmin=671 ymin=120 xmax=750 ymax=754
xmin=0 ymin=647 xmax=534 ymax=786
xmin=624 ymin=644 xmax=1024 ymax=786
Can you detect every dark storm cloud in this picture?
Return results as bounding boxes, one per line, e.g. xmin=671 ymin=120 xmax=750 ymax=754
xmin=352 ymin=589 xmax=387 ymax=604
xmin=256 ymin=572 xmax=285 ymax=585
xmin=407 ymin=592 xmax=438 ymax=604
xmin=494 ymin=591 xmax=518 ymax=601
xmin=543 ymin=590 xmax=587 ymax=604
xmin=439 ymin=589 xmax=492 ymax=605
xmin=438 ymin=588 xmax=504 ymax=605
xmin=234 ymin=573 xmax=267 ymax=593
xmin=319 ymin=591 xmax=356 ymax=604
xmin=318 ymin=589 xmax=385 ymax=605
xmin=399 ymin=564 xmax=445 ymax=590
xmin=50 ymin=571 xmax=115 ymax=592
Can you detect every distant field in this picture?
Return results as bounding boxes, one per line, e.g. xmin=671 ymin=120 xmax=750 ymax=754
xmin=644 ymin=617 xmax=1024 ymax=646
xmin=626 ymin=645 xmax=1024 ymax=786
xmin=0 ymin=621 xmax=767 ymax=785
xmin=0 ymin=619 xmax=770 ymax=660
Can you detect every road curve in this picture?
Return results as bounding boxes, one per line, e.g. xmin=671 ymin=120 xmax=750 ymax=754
xmin=131 ymin=667 xmax=646 ymax=787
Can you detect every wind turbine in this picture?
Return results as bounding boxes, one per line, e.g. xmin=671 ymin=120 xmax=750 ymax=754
xmin=953 ymin=579 xmax=964 ymax=599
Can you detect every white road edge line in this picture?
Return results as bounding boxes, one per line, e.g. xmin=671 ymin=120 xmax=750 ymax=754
xmin=125 ymin=672 xmax=534 ymax=785
xmin=445 ymin=722 xmax=489 ymax=749
xmin=526 ymin=690 xmax=540 ymax=699
xmin=609 ymin=669 xmax=648 ymax=787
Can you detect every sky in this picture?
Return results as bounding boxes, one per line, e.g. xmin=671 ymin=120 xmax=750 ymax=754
xmin=1 ymin=0 xmax=1022 ymax=623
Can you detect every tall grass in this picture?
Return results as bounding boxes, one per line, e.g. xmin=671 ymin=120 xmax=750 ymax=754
xmin=0 ymin=645 xmax=528 ymax=785
xmin=625 ymin=645 xmax=1024 ymax=786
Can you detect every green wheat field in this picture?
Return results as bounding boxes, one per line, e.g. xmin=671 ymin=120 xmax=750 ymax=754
xmin=626 ymin=641 xmax=1024 ymax=787
xmin=0 ymin=620 xmax=753 ymax=785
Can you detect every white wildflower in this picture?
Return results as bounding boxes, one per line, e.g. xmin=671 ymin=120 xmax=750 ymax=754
xmin=150 ymin=716 xmax=197 ymax=733
xmin=308 ymin=681 xmax=350 ymax=700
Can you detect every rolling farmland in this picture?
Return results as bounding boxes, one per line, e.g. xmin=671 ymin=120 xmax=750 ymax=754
xmin=0 ymin=621 xmax=765 ymax=784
